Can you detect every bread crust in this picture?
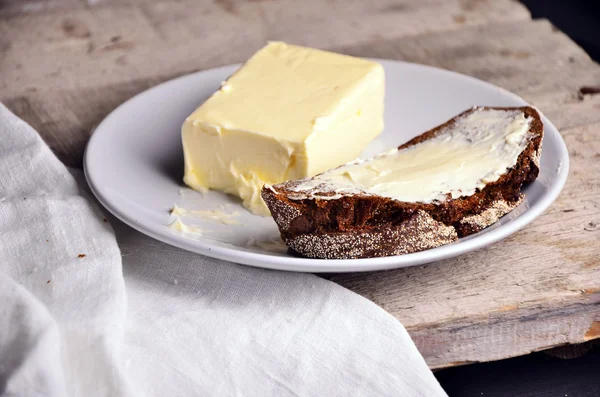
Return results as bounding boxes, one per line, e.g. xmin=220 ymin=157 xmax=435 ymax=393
xmin=262 ymin=106 xmax=543 ymax=259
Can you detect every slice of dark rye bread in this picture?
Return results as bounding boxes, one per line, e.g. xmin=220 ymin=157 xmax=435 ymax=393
xmin=262 ymin=106 xmax=543 ymax=259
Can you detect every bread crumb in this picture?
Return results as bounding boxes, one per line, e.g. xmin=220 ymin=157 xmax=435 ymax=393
xmin=78 ymin=254 xmax=86 ymax=258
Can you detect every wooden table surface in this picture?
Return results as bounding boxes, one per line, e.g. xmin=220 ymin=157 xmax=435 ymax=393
xmin=1 ymin=0 xmax=599 ymax=369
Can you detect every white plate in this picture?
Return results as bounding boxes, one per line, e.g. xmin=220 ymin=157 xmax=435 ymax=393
xmin=84 ymin=60 xmax=569 ymax=273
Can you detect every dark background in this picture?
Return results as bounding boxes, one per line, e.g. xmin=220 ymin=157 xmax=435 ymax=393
xmin=521 ymin=0 xmax=600 ymax=61
xmin=436 ymin=345 xmax=600 ymax=396
xmin=435 ymin=1 xmax=600 ymax=395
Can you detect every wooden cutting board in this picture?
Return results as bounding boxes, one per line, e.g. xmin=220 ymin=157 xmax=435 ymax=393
xmin=1 ymin=0 xmax=599 ymax=369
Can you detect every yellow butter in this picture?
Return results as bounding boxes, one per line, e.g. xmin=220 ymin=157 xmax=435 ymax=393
xmin=182 ymin=41 xmax=384 ymax=215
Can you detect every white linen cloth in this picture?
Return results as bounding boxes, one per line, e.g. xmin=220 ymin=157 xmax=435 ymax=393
xmin=0 ymin=103 xmax=446 ymax=397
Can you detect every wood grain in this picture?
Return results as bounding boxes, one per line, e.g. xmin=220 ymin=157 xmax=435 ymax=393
xmin=341 ymin=20 xmax=600 ymax=113
xmin=0 ymin=0 xmax=530 ymax=97
xmin=1 ymin=0 xmax=599 ymax=369
xmin=0 ymin=0 xmax=81 ymax=18
xmin=331 ymin=120 xmax=600 ymax=367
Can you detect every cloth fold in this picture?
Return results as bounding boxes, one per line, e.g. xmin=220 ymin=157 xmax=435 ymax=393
xmin=0 ymin=103 xmax=446 ymax=397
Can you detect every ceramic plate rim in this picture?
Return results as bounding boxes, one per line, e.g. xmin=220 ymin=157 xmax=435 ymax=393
xmin=84 ymin=59 xmax=569 ymax=273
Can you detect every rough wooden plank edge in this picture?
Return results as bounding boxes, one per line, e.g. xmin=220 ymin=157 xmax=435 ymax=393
xmin=411 ymin=292 xmax=600 ymax=369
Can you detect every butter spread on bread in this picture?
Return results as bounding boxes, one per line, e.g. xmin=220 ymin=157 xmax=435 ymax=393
xmin=262 ymin=106 xmax=543 ymax=259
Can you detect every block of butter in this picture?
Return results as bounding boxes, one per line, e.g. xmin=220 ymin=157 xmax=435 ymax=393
xmin=182 ymin=41 xmax=385 ymax=215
